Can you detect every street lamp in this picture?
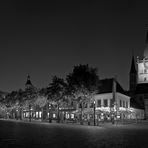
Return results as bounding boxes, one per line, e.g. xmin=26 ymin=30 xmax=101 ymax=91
xmin=94 ymin=100 xmax=96 ymax=126
xmin=48 ymin=103 xmax=52 ymax=123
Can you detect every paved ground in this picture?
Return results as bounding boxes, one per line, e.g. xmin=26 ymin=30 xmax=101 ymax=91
xmin=0 ymin=119 xmax=148 ymax=148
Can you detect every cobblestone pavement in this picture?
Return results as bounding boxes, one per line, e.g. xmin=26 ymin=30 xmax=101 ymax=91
xmin=0 ymin=119 xmax=148 ymax=148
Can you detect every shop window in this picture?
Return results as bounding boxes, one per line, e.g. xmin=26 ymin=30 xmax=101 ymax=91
xmin=53 ymin=114 xmax=56 ymax=118
xmin=71 ymin=114 xmax=74 ymax=118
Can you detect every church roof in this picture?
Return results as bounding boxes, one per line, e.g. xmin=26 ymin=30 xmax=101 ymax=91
xmin=26 ymin=80 xmax=32 ymax=85
xmin=25 ymin=75 xmax=32 ymax=86
xmin=98 ymin=78 xmax=126 ymax=95
xmin=135 ymin=83 xmax=148 ymax=94
xmin=130 ymin=56 xmax=136 ymax=73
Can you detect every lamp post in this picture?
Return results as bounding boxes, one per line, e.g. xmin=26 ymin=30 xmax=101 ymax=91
xmin=94 ymin=100 xmax=96 ymax=126
xmin=48 ymin=103 xmax=52 ymax=123
xmin=29 ymin=104 xmax=31 ymax=122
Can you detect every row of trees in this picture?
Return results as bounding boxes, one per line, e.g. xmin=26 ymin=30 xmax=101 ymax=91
xmin=0 ymin=64 xmax=100 ymax=123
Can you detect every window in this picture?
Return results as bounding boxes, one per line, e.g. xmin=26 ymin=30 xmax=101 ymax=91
xmin=71 ymin=114 xmax=74 ymax=119
xmin=120 ymin=100 xmax=122 ymax=107
xmin=144 ymin=77 xmax=147 ymax=81
xmin=110 ymin=99 xmax=114 ymax=107
xmin=123 ymin=101 xmax=125 ymax=107
xmin=104 ymin=99 xmax=108 ymax=107
xmin=97 ymin=100 xmax=101 ymax=107
xmin=126 ymin=102 xmax=128 ymax=108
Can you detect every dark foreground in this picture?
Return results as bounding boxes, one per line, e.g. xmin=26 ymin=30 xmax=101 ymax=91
xmin=0 ymin=120 xmax=148 ymax=148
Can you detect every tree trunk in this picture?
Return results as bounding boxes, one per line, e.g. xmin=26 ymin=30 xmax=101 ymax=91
xmin=19 ymin=107 xmax=22 ymax=120
xmin=80 ymin=103 xmax=83 ymax=125
xmin=57 ymin=104 xmax=60 ymax=123
xmin=29 ymin=105 xmax=31 ymax=122
xmin=41 ymin=107 xmax=44 ymax=121
xmin=48 ymin=104 xmax=52 ymax=123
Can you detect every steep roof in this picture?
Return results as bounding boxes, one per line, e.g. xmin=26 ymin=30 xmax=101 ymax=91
xmin=98 ymin=78 xmax=126 ymax=95
xmin=130 ymin=56 xmax=136 ymax=74
xmin=25 ymin=75 xmax=32 ymax=86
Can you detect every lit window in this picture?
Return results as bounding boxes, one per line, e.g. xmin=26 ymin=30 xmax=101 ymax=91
xmin=36 ymin=112 xmax=38 ymax=118
xmin=53 ymin=114 xmax=56 ymax=118
xmin=39 ymin=111 xmax=42 ymax=118
xmin=66 ymin=112 xmax=69 ymax=119
xmin=71 ymin=114 xmax=74 ymax=118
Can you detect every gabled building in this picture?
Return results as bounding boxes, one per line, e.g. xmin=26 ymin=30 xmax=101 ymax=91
xmin=74 ymin=78 xmax=132 ymax=121
xmin=94 ymin=78 xmax=131 ymax=120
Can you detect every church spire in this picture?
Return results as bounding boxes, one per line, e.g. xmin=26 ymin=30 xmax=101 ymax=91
xmin=25 ymin=74 xmax=33 ymax=89
xmin=130 ymin=55 xmax=136 ymax=74
xmin=129 ymin=54 xmax=137 ymax=92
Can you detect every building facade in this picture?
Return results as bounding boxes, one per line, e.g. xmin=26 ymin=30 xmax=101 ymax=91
xmin=128 ymin=31 xmax=148 ymax=119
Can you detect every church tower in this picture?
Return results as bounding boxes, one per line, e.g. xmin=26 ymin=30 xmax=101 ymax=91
xmin=136 ymin=30 xmax=148 ymax=119
xmin=137 ymin=30 xmax=148 ymax=83
xmin=129 ymin=55 xmax=137 ymax=92
xmin=25 ymin=75 xmax=33 ymax=90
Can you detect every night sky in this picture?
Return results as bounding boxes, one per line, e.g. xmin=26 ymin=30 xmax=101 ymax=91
xmin=0 ymin=0 xmax=148 ymax=92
